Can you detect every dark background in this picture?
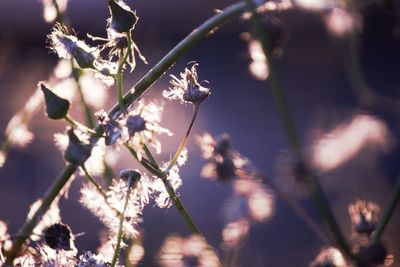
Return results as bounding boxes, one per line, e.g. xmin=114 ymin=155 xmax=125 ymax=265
xmin=1 ymin=1 xmax=400 ymax=266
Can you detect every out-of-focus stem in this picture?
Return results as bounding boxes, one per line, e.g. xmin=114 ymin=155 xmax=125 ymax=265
xmin=4 ymin=2 xmax=252 ymax=263
xmin=373 ymin=174 xmax=400 ymax=241
xmin=247 ymin=2 xmax=354 ymax=261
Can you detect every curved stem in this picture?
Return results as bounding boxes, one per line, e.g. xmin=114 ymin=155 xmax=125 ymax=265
xmin=4 ymin=2 xmax=252 ymax=263
xmin=166 ymin=104 xmax=199 ymax=172
xmin=247 ymin=2 xmax=354 ymax=261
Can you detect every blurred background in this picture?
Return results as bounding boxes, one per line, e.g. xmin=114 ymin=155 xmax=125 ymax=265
xmin=1 ymin=0 xmax=400 ymax=266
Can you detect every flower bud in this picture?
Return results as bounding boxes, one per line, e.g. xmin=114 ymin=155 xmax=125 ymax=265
xmin=64 ymin=129 xmax=91 ymax=166
xmin=108 ymin=0 xmax=138 ymax=33
xmin=44 ymin=223 xmax=73 ymax=251
xmin=182 ymin=84 xmax=210 ymax=105
xmin=40 ymin=83 xmax=70 ymax=120
xmin=119 ymin=168 xmax=141 ymax=188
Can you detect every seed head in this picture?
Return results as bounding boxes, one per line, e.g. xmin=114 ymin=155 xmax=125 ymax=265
xmin=48 ymin=23 xmax=98 ymax=69
xmin=44 ymin=223 xmax=74 ymax=251
xmin=164 ymin=63 xmax=211 ymax=105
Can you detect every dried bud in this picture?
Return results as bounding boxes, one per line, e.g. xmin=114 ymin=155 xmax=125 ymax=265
xmin=40 ymin=83 xmax=70 ymax=120
xmin=119 ymin=169 xmax=141 ymax=188
xmin=126 ymin=115 xmax=146 ymax=136
xmin=108 ymin=0 xmax=138 ymax=33
xmin=44 ymin=223 xmax=73 ymax=251
xmin=64 ymin=129 xmax=91 ymax=166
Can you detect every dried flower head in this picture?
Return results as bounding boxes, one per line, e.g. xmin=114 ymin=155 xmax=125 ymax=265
xmin=48 ymin=23 xmax=99 ymax=69
xmin=44 ymin=223 xmax=74 ymax=251
xmin=310 ymin=247 xmax=348 ymax=267
xmin=348 ymin=200 xmax=380 ymax=235
xmin=164 ymin=63 xmax=211 ymax=105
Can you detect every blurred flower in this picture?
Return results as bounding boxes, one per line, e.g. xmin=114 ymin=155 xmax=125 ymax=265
xmin=80 ymin=71 xmax=109 ymax=108
xmin=157 ymin=234 xmax=219 ymax=267
xmin=348 ymin=200 xmax=380 ymax=235
xmin=41 ymin=0 xmax=68 ymax=23
xmin=5 ymin=116 xmax=34 ymax=147
xmin=222 ymin=219 xmax=250 ymax=249
xmin=356 ymin=241 xmax=389 ymax=267
xmin=310 ymin=247 xmax=348 ymax=267
xmin=128 ymin=242 xmax=145 ymax=266
xmin=248 ymin=39 xmax=269 ymax=81
xmin=311 ymin=114 xmax=392 ymax=172
xmin=293 ymin=0 xmax=336 ymax=12
xmin=324 ymin=8 xmax=360 ymax=37
xmin=163 ymin=63 xmax=211 ymax=106
xmin=196 ymin=133 xmax=249 ymax=181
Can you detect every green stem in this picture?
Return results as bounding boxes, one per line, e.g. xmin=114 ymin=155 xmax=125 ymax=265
xmin=5 ymin=2 xmax=252 ymax=263
xmin=111 ymin=178 xmax=132 ymax=267
xmin=248 ymin=3 xmax=354 ymax=261
xmin=143 ymin=144 xmax=159 ymax=168
xmin=64 ymin=115 xmax=100 ymax=136
xmin=373 ymin=174 xmax=400 ymax=241
xmin=166 ymin=104 xmax=199 ymax=171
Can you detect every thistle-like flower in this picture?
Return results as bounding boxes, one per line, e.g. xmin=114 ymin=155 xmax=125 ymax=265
xmin=163 ymin=63 xmax=211 ymax=106
xmin=48 ymin=23 xmax=100 ymax=69
xmin=97 ymin=100 xmax=172 ymax=155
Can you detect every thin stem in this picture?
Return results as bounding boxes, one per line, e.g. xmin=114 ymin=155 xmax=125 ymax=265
xmin=5 ymin=2 xmax=252 ymax=263
xmin=116 ymin=31 xmax=133 ymax=111
xmin=143 ymin=144 xmax=159 ymax=168
xmin=243 ymin=170 xmax=331 ymax=244
xmin=64 ymin=115 xmax=100 ymax=136
xmin=372 ymin=174 xmax=400 ymax=241
xmin=111 ymin=179 xmax=132 ymax=267
xmin=247 ymin=3 xmax=354 ymax=261
xmin=166 ymin=104 xmax=199 ymax=171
